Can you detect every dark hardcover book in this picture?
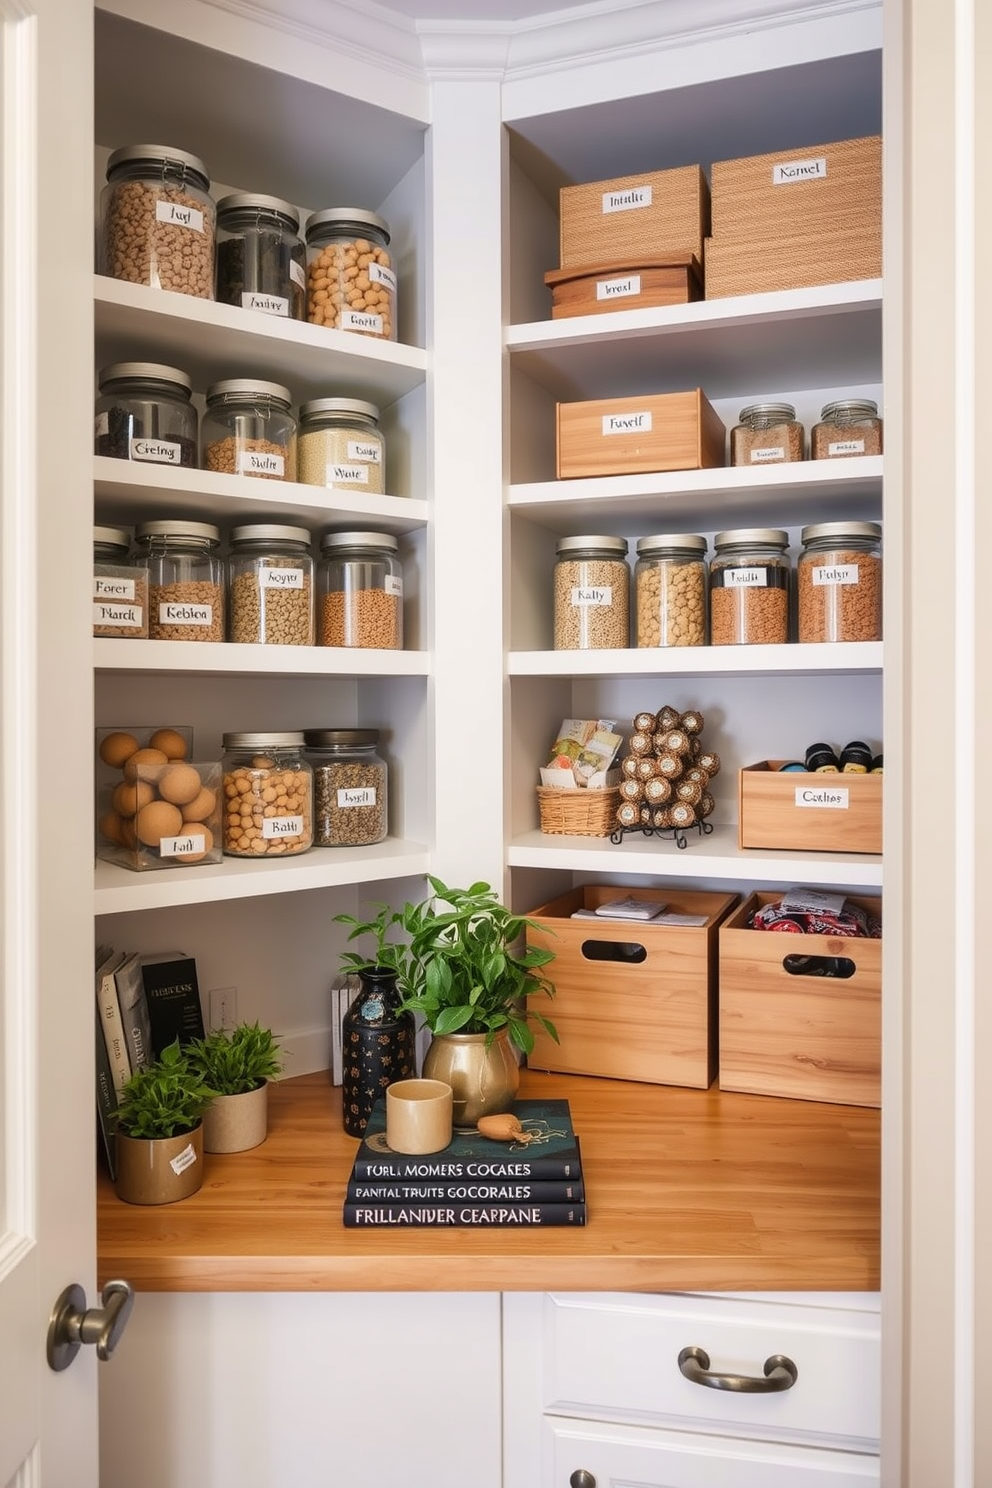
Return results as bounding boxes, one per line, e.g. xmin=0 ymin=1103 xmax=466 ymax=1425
xmin=94 ymin=999 xmax=118 ymax=1180
xmin=114 ymin=951 xmax=154 ymax=1073
xmin=139 ymin=952 xmax=205 ymax=1054
xmin=346 ymin=1175 xmax=585 ymax=1205
xmin=350 ymin=1098 xmax=583 ymax=1181
xmin=343 ymin=1201 xmax=586 ymax=1228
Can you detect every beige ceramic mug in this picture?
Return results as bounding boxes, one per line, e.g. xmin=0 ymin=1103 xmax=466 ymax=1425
xmin=386 ymin=1079 xmax=454 ymax=1154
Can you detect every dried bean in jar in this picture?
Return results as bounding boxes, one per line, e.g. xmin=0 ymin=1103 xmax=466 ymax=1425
xmin=305 ymin=209 xmax=397 ymax=341
xmin=709 ymin=529 xmax=791 ymax=646
xmin=215 ymin=194 xmax=306 ymax=320
xmin=227 ymin=525 xmax=314 ymax=646
xmin=553 ymin=536 xmax=629 ymax=650
xmin=797 ymin=522 xmax=882 ymax=642
xmin=317 ymin=531 xmax=404 ymax=650
xmin=221 ymin=733 xmax=313 ymax=857
xmin=135 ymin=521 xmax=225 ymax=643
xmin=634 ymin=535 xmax=707 ymax=647
xmin=101 ymin=145 xmax=215 ymax=299
xmin=95 ymin=363 xmax=198 ymax=468
xmin=308 ymin=740 xmax=388 ymax=848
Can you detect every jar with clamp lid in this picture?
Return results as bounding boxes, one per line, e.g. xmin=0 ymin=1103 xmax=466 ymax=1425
xmin=298 ymin=399 xmax=385 ymax=493
xmin=135 ymin=519 xmax=224 ymax=642
xmin=554 ymin=536 xmax=629 ymax=650
xmin=634 ymin=534 xmax=707 ymax=647
xmin=811 ymin=399 xmax=883 ymax=459
xmin=93 ymin=526 xmax=148 ymax=638
xmin=215 ymin=193 xmax=306 ymax=320
xmin=227 ymin=524 xmax=314 ymax=646
xmin=202 ymin=379 xmax=297 ymax=481
xmin=305 ymin=208 xmax=397 ymax=340
xmin=221 ymin=732 xmax=313 ymax=857
xmin=730 ymin=402 xmax=804 ymax=465
xmin=100 ymin=144 xmax=215 ymax=298
xmin=709 ymin=529 xmax=791 ymax=645
xmin=95 ymin=362 xmax=197 ymax=468
xmin=797 ymin=521 xmax=882 ymax=642
xmin=317 ymin=531 xmax=403 ymax=649
xmin=305 ymin=729 xmax=388 ymax=847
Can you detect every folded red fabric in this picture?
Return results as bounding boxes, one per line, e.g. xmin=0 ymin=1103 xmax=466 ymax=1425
xmin=751 ymin=898 xmax=881 ymax=938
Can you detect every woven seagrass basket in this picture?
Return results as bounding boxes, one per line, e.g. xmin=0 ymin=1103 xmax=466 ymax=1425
xmin=536 ymin=786 xmax=619 ymax=837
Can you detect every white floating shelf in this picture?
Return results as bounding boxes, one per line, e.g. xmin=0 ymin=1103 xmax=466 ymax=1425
xmin=94 ymin=639 xmax=430 ymax=678
xmin=509 ymin=642 xmax=882 ymax=679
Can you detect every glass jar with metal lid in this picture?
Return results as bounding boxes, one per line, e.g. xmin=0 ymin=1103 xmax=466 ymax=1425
xmin=95 ymin=362 xmax=197 ymax=468
xmin=297 ymin=399 xmax=386 ymax=493
xmin=215 ymin=193 xmax=306 ymax=320
xmin=304 ymin=208 xmax=397 ymax=340
xmin=634 ymin=534 xmax=707 ymax=648
xmin=304 ymin=728 xmax=388 ymax=847
xmin=709 ymin=529 xmax=791 ymax=646
xmin=202 ymin=379 xmax=297 ymax=481
xmin=221 ymin=732 xmax=313 ymax=857
xmin=227 ymin=524 xmax=314 ymax=646
xmin=554 ymin=536 xmax=629 ymax=650
xmin=100 ymin=143 xmax=215 ymax=297
xmin=811 ymin=399 xmax=883 ymax=459
xmin=134 ymin=519 xmax=224 ymax=642
xmin=93 ymin=525 xmax=148 ymax=638
xmin=730 ymin=402 xmax=805 ymax=465
xmin=797 ymin=521 xmax=882 ymax=643
xmin=317 ymin=531 xmax=403 ymax=649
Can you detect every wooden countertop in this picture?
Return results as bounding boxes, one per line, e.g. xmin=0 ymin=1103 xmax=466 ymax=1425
xmin=96 ymin=1070 xmax=880 ymax=1293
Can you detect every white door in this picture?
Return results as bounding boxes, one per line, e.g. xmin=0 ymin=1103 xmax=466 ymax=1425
xmin=0 ymin=0 xmax=100 ymax=1482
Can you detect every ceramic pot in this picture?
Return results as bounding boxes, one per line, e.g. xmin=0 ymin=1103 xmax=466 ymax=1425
xmin=421 ymin=1028 xmax=519 ymax=1130
xmin=114 ymin=1123 xmax=204 ymax=1205
xmin=203 ymin=1081 xmax=268 ymax=1153
xmin=342 ymin=966 xmax=416 ymax=1137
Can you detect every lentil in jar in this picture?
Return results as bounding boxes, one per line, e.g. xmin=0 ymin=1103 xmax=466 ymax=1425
xmin=554 ymin=536 xmax=629 ymax=649
xmin=797 ymin=521 xmax=882 ymax=642
xmin=709 ymin=528 xmax=791 ymax=645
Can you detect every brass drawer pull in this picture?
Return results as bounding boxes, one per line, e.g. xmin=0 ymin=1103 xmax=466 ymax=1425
xmin=678 ymin=1344 xmax=798 ymax=1393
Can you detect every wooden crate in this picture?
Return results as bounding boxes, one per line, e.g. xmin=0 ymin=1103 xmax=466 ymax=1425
xmin=556 ymin=388 xmax=726 ymax=479
xmin=704 ymin=221 xmax=881 ymax=299
xmin=544 ymin=254 xmax=702 ymax=319
xmin=718 ymin=891 xmax=882 ymax=1107
xmin=525 ymin=885 xmax=739 ymax=1088
xmin=710 ymin=135 xmax=881 ymax=243
xmin=559 ymin=166 xmax=710 ymax=268
xmin=738 ymin=761 xmax=882 ymax=854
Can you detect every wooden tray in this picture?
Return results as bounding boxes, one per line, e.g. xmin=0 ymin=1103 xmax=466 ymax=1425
xmin=544 ymin=254 xmax=702 ymax=319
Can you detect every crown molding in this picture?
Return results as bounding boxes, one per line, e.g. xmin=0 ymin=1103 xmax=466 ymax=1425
xmin=193 ymin=0 xmax=427 ymax=80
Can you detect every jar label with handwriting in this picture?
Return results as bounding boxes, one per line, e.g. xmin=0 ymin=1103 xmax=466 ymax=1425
xmin=571 ymin=586 xmax=612 ymax=607
xmin=602 ymin=410 xmax=651 ymax=435
xmin=602 ymin=185 xmax=652 ymax=213
xmin=337 ymin=786 xmax=377 ymax=808
xmin=597 ymin=274 xmax=641 ymax=300
xmin=828 ymin=438 xmax=866 ymax=456
xmin=772 ymin=155 xmax=827 ymax=184
xmin=93 ymin=602 xmax=143 ymax=627
xmin=812 ymin=564 xmax=859 ymax=586
xmin=260 ymin=565 xmax=304 ymax=589
xmin=369 ymin=262 xmax=396 ymax=292
xmin=750 ymin=445 xmax=785 ymax=462
xmin=795 ymin=785 xmax=849 ymax=809
xmin=241 ymin=291 xmax=289 ymax=316
xmin=262 ymin=815 xmax=304 ymax=839
xmin=326 ymin=462 xmax=369 ymax=485
xmin=130 ymin=437 xmax=182 ymax=465
xmin=155 ymin=200 xmax=204 ymax=232
xmin=238 ymin=449 xmax=285 ymax=477
xmin=290 ymin=258 xmax=307 ymax=289
xmin=385 ymin=575 xmax=404 ymax=598
xmin=94 ymin=411 xmax=109 ymax=437
xmin=341 ymin=309 xmax=383 ymax=334
xmin=723 ymin=567 xmax=767 ymax=587
xmin=170 ymin=1143 xmax=198 ymax=1176
xmin=348 ymin=440 xmax=381 ymax=463
xmin=95 ymin=575 xmax=136 ymax=600
xmin=160 ymin=831 xmax=207 ymax=857
xmin=159 ymin=602 xmax=213 ymax=625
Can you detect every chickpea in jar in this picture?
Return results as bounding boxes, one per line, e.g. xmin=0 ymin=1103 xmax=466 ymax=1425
xmin=221 ymin=733 xmax=313 ymax=857
xmin=305 ymin=209 xmax=397 ymax=341
xmin=634 ymin=535 xmax=707 ymax=647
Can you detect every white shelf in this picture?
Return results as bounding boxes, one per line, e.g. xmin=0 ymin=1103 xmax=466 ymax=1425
xmin=509 ymin=642 xmax=882 ymax=679
xmin=94 ymin=838 xmax=432 ymax=915
xmin=94 ymin=639 xmax=430 ymax=678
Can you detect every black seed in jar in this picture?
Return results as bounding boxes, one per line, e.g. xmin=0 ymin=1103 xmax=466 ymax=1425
xmin=96 ymin=405 xmax=197 ymax=466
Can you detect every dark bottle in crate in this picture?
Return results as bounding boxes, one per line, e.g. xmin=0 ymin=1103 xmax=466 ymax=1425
xmin=342 ymin=968 xmax=415 ymax=1137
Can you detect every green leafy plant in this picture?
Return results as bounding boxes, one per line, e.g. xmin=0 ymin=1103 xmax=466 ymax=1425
xmin=336 ymin=876 xmax=558 ymax=1056
xmin=115 ymin=1040 xmax=216 ymax=1140
xmin=187 ymin=1022 xmax=284 ymax=1095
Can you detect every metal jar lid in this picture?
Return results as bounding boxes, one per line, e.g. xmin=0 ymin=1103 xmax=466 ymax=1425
xmin=97 ymin=362 xmax=193 ymax=396
xmin=801 ymin=520 xmax=882 ymax=546
xmin=737 ymin=402 xmax=797 ymax=422
xmin=94 ymin=525 xmax=131 ymax=550
xmin=216 ymin=193 xmax=301 ymax=232
xmin=205 ymin=378 xmax=293 ymax=408
xmin=319 ymin=530 xmax=398 ymax=554
xmin=819 ymin=399 xmax=880 ymax=421
xmin=714 ymin=528 xmax=790 ymax=551
xmin=135 ymin=519 xmax=221 ymax=545
xmin=222 ymin=731 xmax=306 ymax=749
xmin=230 ymin=524 xmax=312 ymax=547
xmin=303 ymin=728 xmax=380 ymax=748
xmin=636 ymin=534 xmax=708 ymax=557
xmin=105 ymin=144 xmax=210 ymax=191
xmin=299 ymin=397 xmax=380 ymax=424
xmin=304 ymin=207 xmax=391 ymax=242
xmin=555 ymin=535 xmax=629 ymax=557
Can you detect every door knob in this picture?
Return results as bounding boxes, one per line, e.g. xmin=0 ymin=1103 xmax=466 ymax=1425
xmin=569 ymin=1473 xmax=596 ymax=1488
xmin=47 ymin=1279 xmax=134 ymax=1371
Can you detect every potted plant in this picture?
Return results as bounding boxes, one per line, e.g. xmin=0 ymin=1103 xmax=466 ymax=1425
xmin=114 ymin=1040 xmax=216 ymax=1206
xmin=187 ymin=1021 xmax=283 ymax=1153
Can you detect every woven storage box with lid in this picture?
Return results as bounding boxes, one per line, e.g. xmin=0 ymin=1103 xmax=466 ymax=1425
xmin=704 ymin=223 xmax=882 ymax=299
xmin=556 ymin=388 xmax=726 ymax=479
xmin=738 ymin=761 xmax=882 ymax=854
xmin=559 ymin=166 xmax=710 ymax=269
xmin=544 ymin=254 xmax=702 ymax=319
xmin=536 ymin=786 xmax=619 ymax=837
xmin=525 ymin=885 xmax=739 ymax=1087
xmin=710 ymin=135 xmax=881 ymax=243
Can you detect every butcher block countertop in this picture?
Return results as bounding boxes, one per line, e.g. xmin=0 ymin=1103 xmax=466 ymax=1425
xmin=96 ymin=1069 xmax=880 ymax=1294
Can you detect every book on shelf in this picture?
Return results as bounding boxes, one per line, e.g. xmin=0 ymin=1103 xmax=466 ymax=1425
xmin=346 ymin=1174 xmax=585 ymax=1205
xmin=349 ymin=1098 xmax=583 ymax=1182
xmin=114 ymin=951 xmax=153 ymax=1074
xmin=94 ymin=998 xmax=118 ymax=1180
xmin=95 ymin=946 xmax=129 ymax=1095
xmin=343 ymin=1200 xmax=586 ymax=1228
xmin=139 ymin=951 xmax=205 ymax=1054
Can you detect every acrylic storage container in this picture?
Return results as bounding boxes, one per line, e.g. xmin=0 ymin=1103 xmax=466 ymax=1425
xmin=215 ymin=192 xmax=306 ymax=320
xmin=297 ymin=398 xmax=385 ymax=492
xmin=100 ymin=143 xmax=215 ymax=298
xmin=95 ymin=362 xmax=198 ymax=468
xmin=221 ymin=732 xmax=313 ymax=857
xmin=709 ymin=528 xmax=791 ymax=645
xmin=305 ymin=728 xmax=388 ymax=847
xmin=135 ymin=520 xmax=225 ymax=642
xmin=797 ymin=521 xmax=882 ymax=642
xmin=554 ymin=535 xmax=629 ymax=650
xmin=317 ymin=531 xmax=403 ymax=649
xmin=634 ymin=534 xmax=707 ymax=647
xmin=96 ymin=725 xmax=222 ymax=871
xmin=227 ymin=524 xmax=314 ymax=646
xmin=305 ymin=208 xmax=397 ymax=340
xmin=93 ymin=526 xmax=148 ymax=638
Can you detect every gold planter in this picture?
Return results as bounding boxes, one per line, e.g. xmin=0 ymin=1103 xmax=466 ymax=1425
xmin=422 ymin=1029 xmax=520 ymax=1130
xmin=114 ymin=1123 xmax=204 ymax=1206
xmin=203 ymin=1081 xmax=269 ymax=1153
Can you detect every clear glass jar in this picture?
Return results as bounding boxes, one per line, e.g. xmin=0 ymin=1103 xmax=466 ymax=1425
xmin=93 ymin=525 xmax=148 ymax=638
xmin=227 ymin=524 xmax=314 ymax=646
xmin=811 ymin=399 xmax=883 ymax=459
xmin=202 ymin=379 xmax=297 ymax=481
xmin=134 ymin=519 xmax=224 ymax=642
xmin=709 ymin=528 xmax=791 ymax=645
xmin=305 ymin=208 xmax=397 ymax=340
xmin=634 ymin=534 xmax=707 ymax=647
xmin=100 ymin=144 xmax=215 ymax=298
xmin=317 ymin=531 xmax=403 ymax=649
xmin=553 ymin=536 xmax=629 ymax=650
xmin=304 ymin=728 xmax=388 ymax=847
xmin=730 ymin=402 xmax=805 ymax=465
xmin=297 ymin=398 xmax=385 ymax=493
xmin=95 ymin=362 xmax=198 ymax=467
xmin=215 ymin=193 xmax=306 ymax=320
xmin=221 ymin=732 xmax=313 ymax=857
xmin=797 ymin=521 xmax=882 ymax=642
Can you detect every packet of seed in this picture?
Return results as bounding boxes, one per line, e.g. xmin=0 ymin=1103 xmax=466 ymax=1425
xmin=547 ymin=719 xmax=597 ymax=765
xmin=573 ymin=726 xmax=624 ymax=786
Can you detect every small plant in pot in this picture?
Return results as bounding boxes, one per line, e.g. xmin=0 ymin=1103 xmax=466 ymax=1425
xmin=187 ymin=1021 xmax=283 ymax=1154
xmin=114 ymin=1040 xmax=216 ymax=1206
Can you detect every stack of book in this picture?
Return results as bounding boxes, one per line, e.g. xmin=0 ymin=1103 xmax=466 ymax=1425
xmin=342 ymin=1097 xmax=586 ymax=1228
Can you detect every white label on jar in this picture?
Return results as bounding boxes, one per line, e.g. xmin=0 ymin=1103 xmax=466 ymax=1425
xmin=602 ymin=410 xmax=652 ymax=435
xmin=571 ymin=586 xmax=612 ymax=607
xmin=326 ymin=462 xmax=369 ymax=485
xmin=241 ymin=291 xmax=289 ymax=317
xmin=95 ymin=575 xmax=136 ymax=600
xmin=159 ymin=602 xmax=213 ymax=624
xmin=160 ymin=832 xmax=207 ymax=857
xmin=93 ymin=602 xmax=143 ymax=627
xmin=828 ymin=438 xmax=867 ymax=456
xmin=772 ymin=155 xmax=827 ymax=184
xmin=155 ymin=199 xmax=204 ymax=232
xmin=347 ymin=440 xmax=381 ymax=463
xmin=238 ymin=450 xmax=285 ymax=477
xmin=385 ymin=575 xmax=404 ymax=598
xmin=369 ymin=261 xmax=396 ymax=291
xmin=337 ymin=786 xmax=377 ymax=808
xmin=262 ymin=815 xmax=304 ymax=839
xmin=795 ymin=786 xmax=849 ymax=809
xmin=812 ymin=564 xmax=859 ymax=586
xmin=170 ymin=1143 xmax=198 ymax=1176
xmin=341 ymin=310 xmax=384 ymax=333
xmin=750 ymin=445 xmax=785 ymax=462
xmin=602 ymin=185 xmax=652 ymax=213
xmin=290 ymin=258 xmax=307 ymax=289
xmin=260 ymin=565 xmax=304 ymax=589
xmin=596 ymin=274 xmax=641 ymax=300
xmin=94 ymin=411 xmax=109 ymax=437
xmin=130 ymin=437 xmax=182 ymax=465
xmin=723 ymin=567 xmax=768 ymax=587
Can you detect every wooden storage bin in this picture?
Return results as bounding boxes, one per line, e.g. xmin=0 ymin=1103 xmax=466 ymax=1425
xmin=704 ymin=224 xmax=881 ymax=299
xmin=559 ymin=166 xmax=710 ymax=268
xmin=710 ymin=135 xmax=881 ymax=244
xmin=556 ymin=388 xmax=726 ymax=479
xmin=525 ymin=885 xmax=739 ymax=1088
xmin=544 ymin=254 xmax=702 ymax=319
xmin=718 ymin=891 xmax=881 ymax=1107
xmin=738 ymin=761 xmax=882 ymax=854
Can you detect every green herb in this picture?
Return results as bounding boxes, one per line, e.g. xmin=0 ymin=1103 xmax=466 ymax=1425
xmin=116 ymin=1040 xmax=216 ymax=1140
xmin=187 ymin=1022 xmax=283 ymax=1095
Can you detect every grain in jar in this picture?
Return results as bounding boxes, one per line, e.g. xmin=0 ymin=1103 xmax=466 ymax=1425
xmin=634 ymin=534 xmax=707 ymax=647
xmin=797 ymin=521 xmax=882 ymax=642
xmin=215 ymin=193 xmax=306 ymax=320
xmin=95 ymin=362 xmax=197 ymax=467
xmin=305 ymin=208 xmax=397 ymax=341
xmin=221 ymin=732 xmax=313 ymax=857
xmin=227 ymin=524 xmax=314 ymax=645
xmin=811 ymin=399 xmax=883 ymax=459
xmin=317 ymin=531 xmax=403 ymax=649
xmin=202 ymin=379 xmax=297 ymax=481
xmin=100 ymin=144 xmax=215 ymax=298
xmin=554 ymin=536 xmax=629 ymax=650
xmin=297 ymin=399 xmax=385 ymax=493
xmin=304 ymin=728 xmax=388 ymax=847
xmin=135 ymin=520 xmax=224 ymax=641
xmin=730 ymin=402 xmax=804 ymax=465
xmin=709 ymin=529 xmax=791 ymax=645
xmin=93 ymin=526 xmax=148 ymax=638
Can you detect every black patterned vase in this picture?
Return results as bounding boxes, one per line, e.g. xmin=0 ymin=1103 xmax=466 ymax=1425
xmin=341 ymin=967 xmax=416 ymax=1137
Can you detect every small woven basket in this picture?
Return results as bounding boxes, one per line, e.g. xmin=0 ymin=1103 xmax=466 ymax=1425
xmin=536 ymin=786 xmax=619 ymax=837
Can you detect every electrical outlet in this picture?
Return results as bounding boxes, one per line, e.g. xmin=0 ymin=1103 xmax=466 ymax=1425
xmin=209 ymin=986 xmax=237 ymax=1030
